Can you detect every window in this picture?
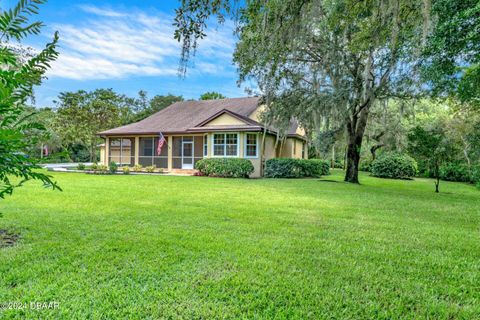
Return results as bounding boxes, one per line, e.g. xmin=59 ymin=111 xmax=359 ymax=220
xmin=203 ymin=135 xmax=208 ymax=157
xmin=302 ymin=142 xmax=306 ymax=159
xmin=213 ymin=133 xmax=238 ymax=157
xmin=245 ymin=133 xmax=258 ymax=158
xmin=109 ymin=138 xmax=135 ymax=166
xmin=139 ymin=137 xmax=168 ymax=168
xmin=293 ymin=139 xmax=297 ymax=156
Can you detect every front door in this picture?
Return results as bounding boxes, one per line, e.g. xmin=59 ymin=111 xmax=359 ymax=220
xmin=182 ymin=138 xmax=194 ymax=169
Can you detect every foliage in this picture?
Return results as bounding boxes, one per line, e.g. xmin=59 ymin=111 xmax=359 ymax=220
xmin=91 ymin=163 xmax=98 ymax=171
xmin=264 ymin=158 xmax=329 ymax=178
xmin=132 ymin=164 xmax=143 ymax=172
xmin=371 ymin=153 xmax=418 ymax=180
xmin=96 ymin=165 xmax=108 ymax=174
xmin=76 ymin=163 xmax=86 ymax=171
xmin=0 ymin=0 xmax=61 ymax=199
xmin=199 ymin=91 xmax=226 ymax=100
xmin=422 ymin=0 xmax=480 ymax=106
xmin=359 ymin=160 xmax=372 ymax=172
xmin=175 ymin=0 xmax=430 ymax=184
xmin=195 ymin=158 xmax=254 ymax=178
xmin=439 ymin=163 xmax=471 ymax=183
xmin=408 ymin=123 xmax=454 ymax=192
xmin=109 ymin=161 xmax=118 ymax=174
xmin=53 ymin=89 xmax=128 ymax=162
xmin=122 ymin=166 xmax=130 ymax=175
xmin=130 ymin=92 xmax=184 ymax=122
xmin=145 ymin=166 xmax=156 ymax=173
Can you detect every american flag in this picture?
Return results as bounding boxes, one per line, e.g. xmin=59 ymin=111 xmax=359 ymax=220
xmin=157 ymin=132 xmax=166 ymax=156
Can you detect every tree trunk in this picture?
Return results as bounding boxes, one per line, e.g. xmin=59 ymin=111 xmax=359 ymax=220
xmin=331 ymin=144 xmax=335 ymax=169
xmin=344 ymin=108 xmax=369 ymax=183
xmin=434 ymin=163 xmax=440 ymax=193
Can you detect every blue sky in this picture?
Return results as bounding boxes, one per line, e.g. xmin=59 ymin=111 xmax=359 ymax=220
xmin=21 ymin=0 xmax=252 ymax=107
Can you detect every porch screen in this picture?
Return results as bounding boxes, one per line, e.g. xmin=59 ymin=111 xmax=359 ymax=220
xmin=109 ymin=138 xmax=135 ymax=166
xmin=139 ymin=137 xmax=168 ymax=168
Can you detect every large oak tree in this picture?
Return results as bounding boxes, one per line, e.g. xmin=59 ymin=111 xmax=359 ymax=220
xmin=175 ymin=0 xmax=429 ymax=183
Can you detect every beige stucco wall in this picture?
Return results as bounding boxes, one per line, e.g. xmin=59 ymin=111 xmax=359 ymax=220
xmin=205 ymin=113 xmax=247 ymax=126
xmin=280 ymin=137 xmax=306 ymax=159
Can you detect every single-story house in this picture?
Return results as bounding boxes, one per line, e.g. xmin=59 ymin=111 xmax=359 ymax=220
xmin=98 ymin=97 xmax=307 ymax=177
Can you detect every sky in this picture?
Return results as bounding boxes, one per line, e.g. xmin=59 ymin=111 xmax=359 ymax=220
xmin=18 ymin=0 xmax=252 ymax=107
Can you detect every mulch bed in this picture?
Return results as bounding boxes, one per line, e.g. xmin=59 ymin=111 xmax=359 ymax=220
xmin=0 ymin=229 xmax=20 ymax=248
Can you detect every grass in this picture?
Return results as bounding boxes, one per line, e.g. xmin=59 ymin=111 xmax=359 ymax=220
xmin=0 ymin=170 xmax=479 ymax=319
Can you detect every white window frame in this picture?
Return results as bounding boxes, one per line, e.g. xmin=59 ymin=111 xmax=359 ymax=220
xmin=211 ymin=133 xmax=239 ymax=157
xmin=244 ymin=133 xmax=259 ymax=158
xmin=203 ymin=134 xmax=208 ymax=157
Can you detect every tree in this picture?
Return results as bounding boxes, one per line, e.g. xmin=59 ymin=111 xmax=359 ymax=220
xmin=54 ymin=89 xmax=127 ymax=162
xmin=175 ymin=0 xmax=429 ymax=183
xmin=408 ymin=123 xmax=453 ymax=193
xmin=0 ymin=0 xmax=61 ymax=198
xmin=422 ymin=0 xmax=480 ymax=106
xmin=132 ymin=93 xmax=183 ymax=122
xmin=200 ymin=91 xmax=226 ymax=100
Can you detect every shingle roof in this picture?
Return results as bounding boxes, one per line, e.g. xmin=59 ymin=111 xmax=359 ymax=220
xmin=98 ymin=96 xmax=304 ymax=139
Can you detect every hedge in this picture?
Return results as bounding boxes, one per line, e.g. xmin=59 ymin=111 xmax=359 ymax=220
xmin=195 ymin=158 xmax=254 ymax=178
xmin=371 ymin=153 xmax=418 ymax=179
xmin=264 ymin=158 xmax=330 ymax=178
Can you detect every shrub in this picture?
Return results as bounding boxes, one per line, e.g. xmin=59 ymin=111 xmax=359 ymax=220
xmin=371 ymin=153 xmax=418 ymax=179
xmin=97 ymin=165 xmax=108 ymax=174
xmin=132 ymin=164 xmax=142 ymax=172
xmin=145 ymin=166 xmax=156 ymax=173
xmin=264 ymin=158 xmax=330 ymax=178
xmin=91 ymin=163 xmax=98 ymax=171
xmin=109 ymin=161 xmax=118 ymax=174
xmin=439 ymin=163 xmax=471 ymax=182
xmin=76 ymin=163 xmax=86 ymax=170
xmin=195 ymin=158 xmax=254 ymax=178
xmin=472 ymin=166 xmax=480 ymax=186
xmin=359 ymin=160 xmax=372 ymax=172
xmin=122 ymin=167 xmax=130 ymax=175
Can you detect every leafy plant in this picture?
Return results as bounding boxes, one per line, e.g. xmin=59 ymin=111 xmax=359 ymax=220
xmin=0 ymin=0 xmax=61 ymax=199
xmin=439 ymin=163 xmax=472 ymax=183
xmin=132 ymin=164 xmax=143 ymax=172
xmin=371 ymin=153 xmax=418 ymax=180
xmin=122 ymin=167 xmax=130 ymax=175
xmin=76 ymin=163 xmax=86 ymax=170
xmin=145 ymin=166 xmax=156 ymax=173
xmin=96 ymin=165 xmax=108 ymax=174
xmin=109 ymin=161 xmax=118 ymax=174
xmin=195 ymin=158 xmax=254 ymax=178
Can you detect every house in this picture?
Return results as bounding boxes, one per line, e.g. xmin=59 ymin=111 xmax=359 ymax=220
xmin=98 ymin=97 xmax=307 ymax=177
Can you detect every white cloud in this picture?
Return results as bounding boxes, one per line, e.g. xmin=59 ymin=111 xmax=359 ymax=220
xmin=46 ymin=5 xmax=237 ymax=80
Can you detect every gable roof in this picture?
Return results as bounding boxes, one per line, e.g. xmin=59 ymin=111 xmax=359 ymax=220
xmin=98 ymin=96 xmax=304 ymax=139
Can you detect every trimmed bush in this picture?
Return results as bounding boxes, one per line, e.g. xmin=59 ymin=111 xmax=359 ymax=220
xmin=195 ymin=158 xmax=254 ymax=178
xmin=371 ymin=153 xmax=418 ymax=179
xmin=132 ymin=164 xmax=142 ymax=172
xmin=76 ymin=163 xmax=86 ymax=170
xmin=264 ymin=158 xmax=330 ymax=178
xmin=122 ymin=167 xmax=130 ymax=175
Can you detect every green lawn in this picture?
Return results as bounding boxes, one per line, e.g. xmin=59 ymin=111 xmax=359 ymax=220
xmin=1 ymin=170 xmax=479 ymax=319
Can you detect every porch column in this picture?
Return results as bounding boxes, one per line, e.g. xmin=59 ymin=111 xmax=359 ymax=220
xmin=238 ymin=132 xmax=244 ymax=158
xmin=167 ymin=135 xmax=173 ymax=171
xmin=206 ymin=133 xmax=211 ymax=157
xmin=105 ymin=137 xmax=110 ymax=165
xmin=134 ymin=137 xmax=139 ymax=165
